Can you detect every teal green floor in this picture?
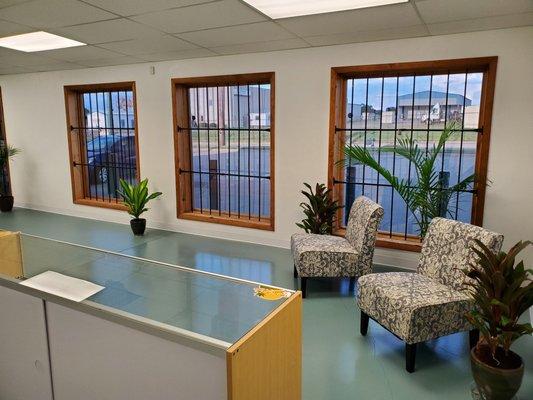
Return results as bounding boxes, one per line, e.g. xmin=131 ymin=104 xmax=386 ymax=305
xmin=1 ymin=208 xmax=531 ymax=400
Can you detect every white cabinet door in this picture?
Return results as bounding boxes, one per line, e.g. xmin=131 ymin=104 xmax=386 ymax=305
xmin=0 ymin=286 xmax=54 ymax=400
xmin=46 ymin=303 xmax=227 ymax=400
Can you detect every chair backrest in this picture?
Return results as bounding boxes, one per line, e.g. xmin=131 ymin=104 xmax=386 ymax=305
xmin=345 ymin=196 xmax=384 ymax=275
xmin=417 ymin=218 xmax=504 ymax=291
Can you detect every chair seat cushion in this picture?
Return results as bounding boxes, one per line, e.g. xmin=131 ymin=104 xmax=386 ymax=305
xmin=357 ymin=272 xmax=473 ymax=344
xmin=291 ymin=233 xmax=359 ymax=277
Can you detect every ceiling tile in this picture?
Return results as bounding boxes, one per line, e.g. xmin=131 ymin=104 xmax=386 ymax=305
xmin=304 ymin=24 xmax=428 ymax=46
xmin=82 ymin=0 xmax=210 ymax=17
xmin=427 ymin=12 xmax=533 ymax=36
xmin=31 ymin=45 xmax=123 ymax=62
xmin=27 ymin=61 xmax=84 ymax=71
xmin=0 ymin=49 xmax=61 ymax=66
xmin=52 ymin=18 xmax=162 ymax=44
xmin=0 ymin=0 xmax=116 ymax=29
xmin=178 ymin=21 xmax=296 ymax=47
xmin=0 ymin=1 xmax=30 ymax=9
xmin=0 ymin=18 xmax=34 ymax=37
xmin=76 ymin=55 xmax=145 ymax=67
xmin=97 ymin=34 xmax=197 ymax=55
xmin=131 ymin=0 xmax=266 ymax=34
xmin=277 ymin=2 xmax=421 ymax=37
xmin=137 ymin=48 xmax=216 ymax=61
xmin=0 ymin=65 xmax=33 ymax=74
xmin=211 ymin=37 xmax=310 ymax=55
xmin=415 ymin=0 xmax=533 ymax=24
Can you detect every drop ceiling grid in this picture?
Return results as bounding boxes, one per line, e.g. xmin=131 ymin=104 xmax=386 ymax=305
xmin=0 ymin=0 xmax=530 ymax=74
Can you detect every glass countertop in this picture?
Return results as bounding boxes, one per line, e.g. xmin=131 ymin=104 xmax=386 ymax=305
xmin=17 ymin=234 xmax=293 ymax=346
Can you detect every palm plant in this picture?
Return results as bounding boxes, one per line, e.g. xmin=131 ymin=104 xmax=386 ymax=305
xmin=343 ymin=124 xmax=475 ymax=237
xmin=296 ymin=183 xmax=343 ymax=234
xmin=117 ymin=178 xmax=162 ymax=219
xmin=464 ymin=240 xmax=532 ymax=361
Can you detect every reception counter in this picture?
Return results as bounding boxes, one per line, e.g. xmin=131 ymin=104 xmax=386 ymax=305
xmin=0 ymin=231 xmax=302 ymax=400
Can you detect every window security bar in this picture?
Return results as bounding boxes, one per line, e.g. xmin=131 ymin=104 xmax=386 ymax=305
xmin=179 ymin=168 xmax=270 ymax=180
xmin=333 ymin=178 xmax=476 ymax=193
xmin=176 ymin=126 xmax=270 ymax=133
xmin=335 ymin=126 xmax=483 ymax=133
xmin=70 ymin=126 xmax=135 ymax=131
xmin=340 ymin=71 xmax=483 ymax=239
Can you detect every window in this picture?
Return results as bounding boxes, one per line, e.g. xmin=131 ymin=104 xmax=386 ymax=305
xmin=0 ymin=87 xmax=12 ymax=197
xmin=172 ymin=73 xmax=275 ymax=231
xmin=329 ymin=57 xmax=497 ymax=251
xmin=64 ymin=82 xmax=140 ymax=209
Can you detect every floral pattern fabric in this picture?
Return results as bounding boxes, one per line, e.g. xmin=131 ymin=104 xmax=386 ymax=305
xmin=358 ymin=272 xmax=473 ymax=344
xmin=417 ymin=218 xmax=504 ymax=292
xmin=357 ymin=218 xmax=504 ymax=344
xmin=345 ymin=197 xmax=385 ymax=276
xmin=291 ymin=196 xmax=384 ymax=278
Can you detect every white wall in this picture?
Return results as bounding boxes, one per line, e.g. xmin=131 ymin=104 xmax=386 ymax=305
xmin=1 ymin=27 xmax=532 ymax=269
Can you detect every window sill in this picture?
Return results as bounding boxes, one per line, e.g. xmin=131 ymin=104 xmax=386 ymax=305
xmin=334 ymin=228 xmax=422 ymax=252
xmin=74 ymin=198 xmax=128 ymax=212
xmin=178 ymin=211 xmax=274 ymax=231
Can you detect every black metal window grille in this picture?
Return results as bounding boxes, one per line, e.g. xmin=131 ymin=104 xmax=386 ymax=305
xmin=179 ymin=83 xmax=271 ymax=220
xmin=337 ymin=71 xmax=484 ymax=239
xmin=70 ymin=89 xmax=137 ymax=202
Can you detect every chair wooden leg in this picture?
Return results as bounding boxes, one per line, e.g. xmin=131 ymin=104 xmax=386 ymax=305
xmin=300 ymin=277 xmax=307 ymax=298
xmin=293 ymin=264 xmax=298 ymax=278
xmin=469 ymin=329 xmax=480 ymax=349
xmin=360 ymin=311 xmax=369 ymax=336
xmin=406 ymin=343 xmax=417 ymax=373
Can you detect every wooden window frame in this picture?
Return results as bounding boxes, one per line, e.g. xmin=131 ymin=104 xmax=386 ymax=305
xmin=0 ymin=87 xmax=12 ymax=197
xmin=172 ymin=72 xmax=275 ymax=231
xmin=328 ymin=57 xmax=498 ymax=252
xmin=64 ymin=81 xmax=141 ymax=211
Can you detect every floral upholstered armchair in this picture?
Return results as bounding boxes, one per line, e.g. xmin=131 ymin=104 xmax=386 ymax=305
xmin=291 ymin=196 xmax=384 ymax=298
xmin=357 ymin=218 xmax=504 ymax=372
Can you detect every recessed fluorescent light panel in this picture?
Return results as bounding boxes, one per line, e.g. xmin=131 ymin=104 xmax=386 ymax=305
xmin=243 ymin=0 xmax=408 ymax=19
xmin=0 ymin=31 xmax=85 ymax=52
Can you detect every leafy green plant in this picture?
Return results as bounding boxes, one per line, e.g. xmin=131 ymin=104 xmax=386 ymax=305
xmin=0 ymin=144 xmax=21 ymax=196
xmin=464 ymin=240 xmax=533 ymax=361
xmin=296 ymin=183 xmax=342 ymax=234
xmin=117 ymin=178 xmax=162 ymax=219
xmin=342 ymin=124 xmax=475 ymax=237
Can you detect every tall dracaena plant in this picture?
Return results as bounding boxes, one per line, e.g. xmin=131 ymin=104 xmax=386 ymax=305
xmin=463 ymin=240 xmax=533 ymax=359
xmin=342 ymin=124 xmax=475 ymax=237
xmin=0 ymin=144 xmax=20 ymax=196
xmin=117 ymin=178 xmax=162 ymax=219
xmin=296 ymin=183 xmax=343 ymax=235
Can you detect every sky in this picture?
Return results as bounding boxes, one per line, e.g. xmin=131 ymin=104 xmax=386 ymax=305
xmin=347 ymin=72 xmax=484 ymax=109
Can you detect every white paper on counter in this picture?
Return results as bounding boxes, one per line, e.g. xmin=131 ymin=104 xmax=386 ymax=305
xmin=19 ymin=271 xmax=104 ymax=302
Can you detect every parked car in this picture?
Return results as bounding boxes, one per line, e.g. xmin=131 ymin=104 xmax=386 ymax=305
xmin=86 ymin=135 xmax=136 ymax=183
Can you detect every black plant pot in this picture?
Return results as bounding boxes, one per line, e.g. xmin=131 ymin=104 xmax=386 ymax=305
xmin=0 ymin=195 xmax=14 ymax=212
xmin=130 ymin=218 xmax=146 ymax=236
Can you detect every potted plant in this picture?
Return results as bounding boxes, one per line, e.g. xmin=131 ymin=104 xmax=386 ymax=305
xmin=464 ymin=239 xmax=532 ymax=400
xmin=342 ymin=124 xmax=475 ymax=237
xmin=0 ymin=144 xmax=20 ymax=212
xmin=296 ymin=183 xmax=342 ymax=234
xmin=117 ymin=178 xmax=162 ymax=236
